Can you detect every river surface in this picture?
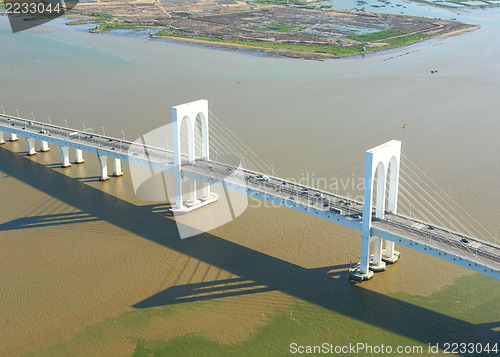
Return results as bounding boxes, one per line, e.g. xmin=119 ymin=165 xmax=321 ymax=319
xmin=0 ymin=5 xmax=499 ymax=356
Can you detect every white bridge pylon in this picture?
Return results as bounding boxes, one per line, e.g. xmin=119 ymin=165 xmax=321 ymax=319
xmin=357 ymin=140 xmax=402 ymax=280
xmin=172 ymin=99 xmax=213 ymax=211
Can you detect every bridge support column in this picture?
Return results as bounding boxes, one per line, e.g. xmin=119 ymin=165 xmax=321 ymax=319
xmin=75 ymin=149 xmax=84 ymax=163
xmin=371 ymin=237 xmax=386 ymax=272
xmin=385 ymin=240 xmax=394 ymax=258
xmin=349 ymin=140 xmax=401 ymax=282
xmin=98 ymin=155 xmax=109 ymax=181
xmin=40 ymin=141 xmax=50 ymax=152
xmin=112 ymin=158 xmax=123 ymax=177
xmin=358 ymin=233 xmax=373 ymax=280
xmin=0 ymin=132 xmax=5 ymax=145
xmin=382 ymin=240 xmax=400 ymax=264
xmin=185 ymin=179 xmax=200 ymax=207
xmin=25 ymin=137 xmax=36 ymax=156
xmin=10 ymin=133 xmax=18 ymax=142
xmin=173 ymin=166 xmax=184 ymax=209
xmin=60 ymin=146 xmax=71 ymax=167
xmin=200 ymin=183 xmax=211 ymax=201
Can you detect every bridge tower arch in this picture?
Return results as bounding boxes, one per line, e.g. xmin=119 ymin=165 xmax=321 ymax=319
xmin=172 ymin=99 xmax=210 ymax=210
xmin=194 ymin=112 xmax=209 ymax=160
xmin=194 ymin=111 xmax=211 ymax=201
xmin=357 ymin=140 xmax=401 ymax=280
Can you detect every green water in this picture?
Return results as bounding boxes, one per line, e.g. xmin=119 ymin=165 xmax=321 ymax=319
xmin=26 ymin=275 xmax=499 ymax=356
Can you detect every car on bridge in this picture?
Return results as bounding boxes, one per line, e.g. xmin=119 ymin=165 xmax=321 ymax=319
xmin=329 ymin=207 xmax=342 ymax=214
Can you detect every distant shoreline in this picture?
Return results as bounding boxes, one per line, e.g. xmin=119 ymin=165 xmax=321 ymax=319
xmin=149 ymin=24 xmax=479 ymax=59
xmin=76 ymin=7 xmax=479 ymax=60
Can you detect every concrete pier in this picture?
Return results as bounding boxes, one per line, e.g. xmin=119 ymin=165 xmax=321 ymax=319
xmin=25 ymin=137 xmax=36 ymax=156
xmin=60 ymin=146 xmax=71 ymax=168
xmin=382 ymin=248 xmax=401 ymax=264
xmin=0 ymin=131 xmax=5 ymax=145
xmin=112 ymin=158 xmax=123 ymax=177
xmin=98 ymin=154 xmax=109 ymax=181
xmin=349 ymin=263 xmax=374 ymax=282
xmin=185 ymin=180 xmax=200 ymax=206
xmin=40 ymin=141 xmax=50 ymax=152
xmin=199 ymin=182 xmax=211 ymax=201
xmin=75 ymin=149 xmax=84 ymax=164
xmin=170 ymin=192 xmax=218 ymax=215
xmin=370 ymin=237 xmax=386 ymax=272
xmin=10 ymin=133 xmax=18 ymax=142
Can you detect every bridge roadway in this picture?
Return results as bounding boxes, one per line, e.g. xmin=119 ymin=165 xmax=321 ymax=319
xmin=0 ymin=113 xmax=175 ymax=171
xmin=1 ymin=113 xmax=499 ymax=279
xmin=184 ymin=160 xmax=500 ymax=278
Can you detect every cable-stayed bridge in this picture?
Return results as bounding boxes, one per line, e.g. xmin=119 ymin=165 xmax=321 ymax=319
xmin=0 ymin=100 xmax=499 ymax=282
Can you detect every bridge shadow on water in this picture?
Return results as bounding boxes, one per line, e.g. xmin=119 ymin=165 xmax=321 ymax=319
xmin=0 ymin=211 xmax=100 ymax=230
xmin=76 ymin=176 xmax=106 ymax=183
xmin=0 ymin=148 xmax=498 ymax=355
xmin=133 ymin=264 xmax=350 ymax=308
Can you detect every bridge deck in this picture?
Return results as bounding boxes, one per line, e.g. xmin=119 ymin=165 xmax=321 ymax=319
xmin=184 ymin=160 xmax=500 ymax=276
xmin=1 ymin=113 xmax=499 ymax=278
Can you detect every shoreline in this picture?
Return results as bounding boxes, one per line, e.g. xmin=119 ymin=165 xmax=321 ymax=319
xmin=1 ymin=11 xmax=479 ymax=60
xmin=149 ymin=24 xmax=479 ymax=59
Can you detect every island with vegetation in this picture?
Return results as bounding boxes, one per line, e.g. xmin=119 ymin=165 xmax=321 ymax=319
xmin=63 ymin=0 xmax=478 ymax=58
